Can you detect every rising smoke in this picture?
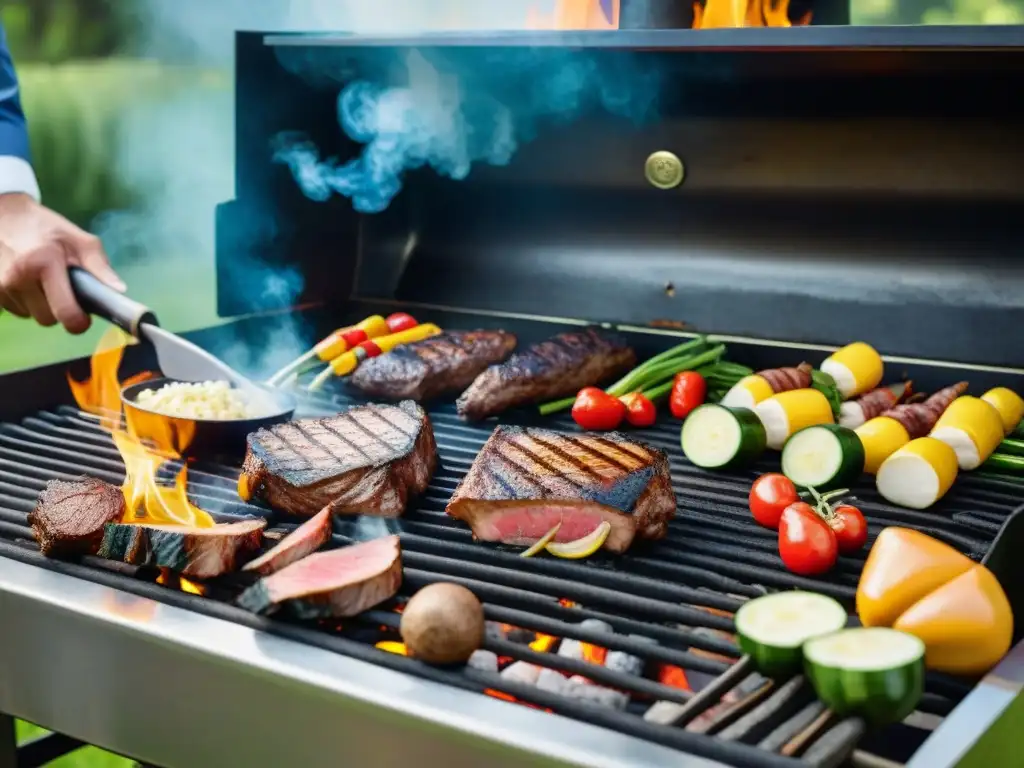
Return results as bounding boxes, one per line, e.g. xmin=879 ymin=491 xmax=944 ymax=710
xmin=273 ymin=39 xmax=662 ymax=213
xmin=96 ymin=1 xmax=551 ymax=378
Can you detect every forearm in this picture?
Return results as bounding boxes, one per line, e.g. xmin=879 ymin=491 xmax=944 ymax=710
xmin=0 ymin=23 xmax=40 ymax=201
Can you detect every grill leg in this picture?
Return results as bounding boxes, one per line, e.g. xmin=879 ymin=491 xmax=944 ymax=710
xmin=0 ymin=713 xmax=16 ymax=768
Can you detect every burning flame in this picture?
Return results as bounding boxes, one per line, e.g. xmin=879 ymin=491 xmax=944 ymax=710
xmin=692 ymin=0 xmax=811 ymax=28
xmin=68 ymin=327 xmax=214 ymax=529
xmin=156 ymin=569 xmax=206 ymax=596
xmin=527 ymin=0 xmax=619 ymax=29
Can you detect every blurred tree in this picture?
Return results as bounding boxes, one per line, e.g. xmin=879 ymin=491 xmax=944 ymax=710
xmin=2 ymin=0 xmax=139 ymax=62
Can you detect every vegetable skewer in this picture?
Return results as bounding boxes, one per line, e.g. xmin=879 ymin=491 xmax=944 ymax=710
xmin=307 ymin=323 xmax=442 ymax=391
xmin=720 ymin=362 xmax=813 ymax=410
xmin=839 ymin=381 xmax=912 ymax=429
xmin=266 ymin=313 xmax=417 ymax=387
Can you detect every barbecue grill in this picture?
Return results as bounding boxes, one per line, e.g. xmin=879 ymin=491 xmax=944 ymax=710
xmin=3 ymin=23 xmax=1024 ymax=768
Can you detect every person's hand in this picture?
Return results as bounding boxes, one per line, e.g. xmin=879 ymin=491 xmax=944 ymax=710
xmin=0 ymin=192 xmax=125 ymax=334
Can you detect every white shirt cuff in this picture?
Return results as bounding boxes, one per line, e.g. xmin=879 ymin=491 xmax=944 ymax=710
xmin=0 ymin=155 xmax=40 ymax=201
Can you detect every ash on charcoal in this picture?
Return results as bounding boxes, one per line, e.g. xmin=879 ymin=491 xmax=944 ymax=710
xmin=536 ymin=668 xmax=570 ymax=695
xmin=605 ymin=635 xmax=656 ymax=677
xmin=467 ymin=650 xmax=499 ymax=672
xmin=564 ymin=675 xmax=628 ymax=711
xmin=486 ymin=621 xmax=535 ymax=645
xmin=500 ymin=661 xmax=543 ymax=685
xmin=558 ymin=619 xmax=613 ymax=661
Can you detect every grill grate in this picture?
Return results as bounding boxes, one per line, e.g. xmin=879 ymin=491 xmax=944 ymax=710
xmin=0 ymin=383 xmax=1015 ymax=767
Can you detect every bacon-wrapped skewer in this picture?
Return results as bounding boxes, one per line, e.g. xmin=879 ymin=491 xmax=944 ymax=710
xmin=855 ymin=382 xmax=967 ymax=474
xmin=720 ymin=363 xmax=813 ymax=410
xmin=882 ymin=382 xmax=968 ymax=440
xmin=838 ymin=381 xmax=913 ymax=429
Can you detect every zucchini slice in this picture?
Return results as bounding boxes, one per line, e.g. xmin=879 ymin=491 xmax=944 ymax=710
xmin=803 ymin=627 xmax=925 ymax=726
xmin=781 ymin=424 xmax=865 ymax=491
xmin=681 ymin=404 xmax=767 ymax=470
xmin=734 ymin=591 xmax=848 ymax=677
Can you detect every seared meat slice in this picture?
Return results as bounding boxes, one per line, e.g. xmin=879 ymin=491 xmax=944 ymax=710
xmin=237 ymin=535 xmax=402 ymax=619
xmin=446 ymin=427 xmax=676 ymax=553
xmin=29 ymin=476 xmax=125 ymax=557
xmin=348 ymin=330 xmax=517 ymax=402
xmin=456 ymin=328 xmax=635 ymax=422
xmin=98 ymin=518 xmax=266 ymax=578
xmin=240 ymin=401 xmax=437 ymax=518
xmin=242 ymin=507 xmax=333 ymax=577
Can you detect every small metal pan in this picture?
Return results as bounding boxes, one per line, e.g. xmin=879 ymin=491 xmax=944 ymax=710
xmin=120 ymin=376 xmax=295 ymax=459
xmin=69 ymin=267 xmax=297 ymax=458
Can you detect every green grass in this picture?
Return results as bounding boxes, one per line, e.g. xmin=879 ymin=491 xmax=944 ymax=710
xmin=17 ymin=720 xmax=133 ymax=767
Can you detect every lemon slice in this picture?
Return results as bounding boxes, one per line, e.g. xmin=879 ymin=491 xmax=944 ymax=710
xmin=521 ymin=523 xmax=562 ymax=558
xmin=544 ymin=522 xmax=612 ymax=560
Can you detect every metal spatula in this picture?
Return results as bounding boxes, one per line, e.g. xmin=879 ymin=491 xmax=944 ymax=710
xmin=68 ymin=267 xmax=294 ymax=417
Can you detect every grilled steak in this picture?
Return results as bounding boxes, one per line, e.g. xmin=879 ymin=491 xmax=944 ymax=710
xmin=98 ymin=518 xmax=266 ymax=578
xmin=243 ymin=507 xmax=333 ymax=576
xmin=240 ymin=401 xmax=437 ymax=518
xmin=29 ymin=476 xmax=125 ymax=557
xmin=237 ymin=535 xmax=402 ymax=619
xmin=456 ymin=328 xmax=636 ymax=422
xmin=348 ymin=330 xmax=517 ymax=402
xmin=446 ymin=427 xmax=676 ymax=553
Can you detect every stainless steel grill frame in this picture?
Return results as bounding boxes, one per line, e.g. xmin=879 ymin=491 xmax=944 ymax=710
xmin=0 ymin=309 xmax=1022 ymax=767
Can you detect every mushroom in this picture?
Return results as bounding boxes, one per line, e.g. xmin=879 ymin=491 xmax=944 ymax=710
xmin=400 ymin=582 xmax=485 ymax=664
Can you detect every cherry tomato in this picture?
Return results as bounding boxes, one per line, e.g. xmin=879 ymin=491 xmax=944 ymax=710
xmin=669 ymin=372 xmax=707 ymax=419
xmin=572 ymin=387 xmax=626 ymax=431
xmin=778 ymin=502 xmax=838 ymax=576
xmin=385 ymin=312 xmax=418 ymax=333
xmin=749 ymin=473 xmax=799 ymax=529
xmin=621 ymin=392 xmax=657 ymax=428
xmin=829 ymin=504 xmax=868 ymax=553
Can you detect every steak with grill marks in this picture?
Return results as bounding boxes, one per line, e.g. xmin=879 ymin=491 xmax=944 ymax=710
xmin=446 ymin=427 xmax=676 ymax=553
xmin=29 ymin=476 xmax=125 ymax=557
xmin=456 ymin=328 xmax=636 ymax=422
xmin=348 ymin=330 xmax=517 ymax=402
xmin=240 ymin=401 xmax=437 ymax=518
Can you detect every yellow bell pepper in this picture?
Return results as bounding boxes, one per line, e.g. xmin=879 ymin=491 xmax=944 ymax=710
xmin=856 ymin=527 xmax=1013 ymax=675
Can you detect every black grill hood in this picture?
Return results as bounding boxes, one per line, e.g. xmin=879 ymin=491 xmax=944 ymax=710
xmin=216 ymin=26 xmax=1024 ymax=369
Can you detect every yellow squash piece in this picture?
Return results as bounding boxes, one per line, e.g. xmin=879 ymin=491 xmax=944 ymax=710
xmin=753 ymin=388 xmax=834 ymax=451
xmin=893 ymin=565 xmax=1013 ymax=676
xmin=820 ymin=342 xmax=884 ymax=399
xmin=875 ymin=437 xmax=959 ymax=510
xmin=857 ymin=527 xmax=1014 ymax=676
xmin=930 ymin=396 xmax=1005 ymax=470
xmin=545 ymin=521 xmax=611 ymax=559
xmin=981 ymin=387 xmax=1024 ymax=436
xmin=857 ymin=527 xmax=973 ymax=629
xmin=855 ymin=416 xmax=910 ymax=475
xmin=720 ymin=375 xmax=776 ymax=410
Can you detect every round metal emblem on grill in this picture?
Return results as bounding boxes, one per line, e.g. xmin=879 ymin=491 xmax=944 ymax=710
xmin=644 ymin=151 xmax=685 ymax=190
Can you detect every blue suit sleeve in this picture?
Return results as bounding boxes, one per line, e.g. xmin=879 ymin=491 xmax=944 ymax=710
xmin=0 ymin=21 xmax=31 ymax=162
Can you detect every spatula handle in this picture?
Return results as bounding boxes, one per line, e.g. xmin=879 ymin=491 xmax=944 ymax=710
xmin=69 ymin=266 xmax=159 ymax=338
